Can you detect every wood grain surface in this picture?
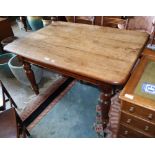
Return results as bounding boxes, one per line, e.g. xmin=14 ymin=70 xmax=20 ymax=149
xmin=142 ymin=48 xmax=155 ymax=57
xmin=119 ymin=55 xmax=155 ymax=110
xmin=4 ymin=21 xmax=149 ymax=85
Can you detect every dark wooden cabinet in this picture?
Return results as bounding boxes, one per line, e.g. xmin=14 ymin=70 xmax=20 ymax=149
xmin=0 ymin=17 xmax=14 ymax=51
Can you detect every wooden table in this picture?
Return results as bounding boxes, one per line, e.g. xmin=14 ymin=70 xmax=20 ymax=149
xmin=4 ymin=21 xmax=149 ymax=135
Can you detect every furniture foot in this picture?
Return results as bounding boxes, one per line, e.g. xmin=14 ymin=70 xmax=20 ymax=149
xmin=23 ymin=62 xmax=39 ymax=95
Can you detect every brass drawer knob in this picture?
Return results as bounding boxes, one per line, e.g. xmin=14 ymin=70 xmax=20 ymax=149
xmin=144 ymin=126 xmax=149 ymax=131
xmin=148 ymin=114 xmax=153 ymax=120
xmin=129 ymin=106 xmax=135 ymax=113
xmin=124 ymin=130 xmax=128 ymax=135
xmin=126 ymin=118 xmax=132 ymax=124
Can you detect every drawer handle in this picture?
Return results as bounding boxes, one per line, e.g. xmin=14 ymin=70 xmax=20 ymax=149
xmin=124 ymin=130 xmax=128 ymax=135
xmin=148 ymin=114 xmax=153 ymax=120
xmin=129 ymin=107 xmax=135 ymax=113
xmin=144 ymin=126 xmax=149 ymax=131
xmin=126 ymin=118 xmax=132 ymax=124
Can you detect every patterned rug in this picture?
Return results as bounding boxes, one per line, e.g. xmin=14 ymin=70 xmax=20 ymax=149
xmin=106 ymin=93 xmax=121 ymax=138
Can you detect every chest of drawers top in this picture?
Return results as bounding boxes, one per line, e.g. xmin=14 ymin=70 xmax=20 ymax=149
xmin=118 ymin=54 xmax=155 ymax=137
xmin=119 ymin=54 xmax=155 ymax=113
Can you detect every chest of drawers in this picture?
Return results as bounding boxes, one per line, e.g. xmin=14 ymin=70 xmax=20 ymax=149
xmin=118 ymin=54 xmax=155 ymax=138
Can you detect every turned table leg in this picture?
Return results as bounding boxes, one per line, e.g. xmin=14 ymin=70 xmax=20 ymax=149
xmin=100 ymin=84 xmax=112 ymax=128
xmin=23 ymin=61 xmax=39 ymax=95
xmin=95 ymin=83 xmax=112 ymax=137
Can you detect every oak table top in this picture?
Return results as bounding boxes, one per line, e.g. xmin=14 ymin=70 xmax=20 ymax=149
xmin=4 ymin=21 xmax=149 ymax=85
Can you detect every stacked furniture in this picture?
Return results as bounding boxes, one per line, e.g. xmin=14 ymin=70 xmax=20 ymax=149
xmin=127 ymin=16 xmax=155 ymax=48
xmin=100 ymin=16 xmax=128 ymax=29
xmin=66 ymin=16 xmax=128 ymax=29
xmin=73 ymin=16 xmax=95 ymax=25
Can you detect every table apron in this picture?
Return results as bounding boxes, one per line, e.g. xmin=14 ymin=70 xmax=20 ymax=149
xmin=19 ymin=56 xmax=123 ymax=87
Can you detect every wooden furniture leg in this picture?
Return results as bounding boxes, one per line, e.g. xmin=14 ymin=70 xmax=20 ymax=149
xmin=2 ymin=83 xmax=18 ymax=108
xmin=20 ymin=16 xmax=27 ymax=31
xmin=0 ymin=80 xmax=18 ymax=110
xmin=95 ymin=83 xmax=112 ymax=137
xmin=99 ymin=84 xmax=112 ymax=128
xmin=150 ymin=23 xmax=155 ymax=46
xmin=23 ymin=61 xmax=39 ymax=95
xmin=101 ymin=16 xmax=104 ymax=26
xmin=15 ymin=111 xmax=30 ymax=137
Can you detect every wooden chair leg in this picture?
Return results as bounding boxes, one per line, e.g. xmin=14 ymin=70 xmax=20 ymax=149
xmin=2 ymin=90 xmax=6 ymax=110
xmin=1 ymin=83 xmax=18 ymax=108
xmin=73 ymin=16 xmax=76 ymax=23
xmin=150 ymin=23 xmax=155 ymax=46
xmin=15 ymin=111 xmax=30 ymax=137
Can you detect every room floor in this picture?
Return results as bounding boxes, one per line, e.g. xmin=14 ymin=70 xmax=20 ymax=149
xmin=30 ymin=81 xmax=100 ymax=138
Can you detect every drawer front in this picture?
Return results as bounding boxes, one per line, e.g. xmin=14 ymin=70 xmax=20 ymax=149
xmin=118 ymin=124 xmax=149 ymax=138
xmin=121 ymin=101 xmax=155 ymax=123
xmin=120 ymin=112 xmax=155 ymax=136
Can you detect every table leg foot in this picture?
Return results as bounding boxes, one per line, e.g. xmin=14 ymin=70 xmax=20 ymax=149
xmin=23 ymin=62 xmax=39 ymax=95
